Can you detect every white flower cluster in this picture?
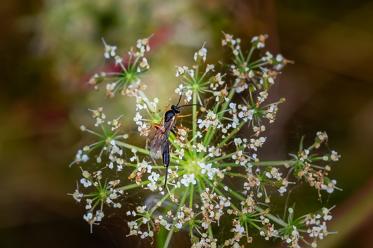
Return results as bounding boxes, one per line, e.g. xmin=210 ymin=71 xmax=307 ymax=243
xmin=198 ymin=162 xmax=221 ymax=180
xmin=127 ymin=206 xmax=155 ymax=239
xmin=147 ymin=172 xmax=161 ymax=191
xmin=90 ymin=107 xmax=106 ymax=127
xmin=175 ymin=83 xmax=193 ymax=103
xmin=291 ymin=207 xmax=333 ymax=248
xmin=133 ymin=96 xmax=160 ymax=136
xmin=70 ymin=108 xmax=129 ymax=167
xmin=70 ymin=33 xmax=340 ymax=248
xmin=224 ymin=218 xmax=253 ymax=247
xmin=102 ymin=39 xmax=117 ymax=59
xmin=210 ymin=73 xmax=226 ymax=91
xmin=192 ymin=235 xmax=218 ymax=248
xmin=200 ymin=188 xmax=231 ymax=229
xmin=194 ymin=44 xmax=207 ymax=62
xmin=106 ymin=140 xmax=125 ymax=171
xmin=89 ymin=37 xmax=152 ymax=97
xmin=283 ymin=226 xmax=301 ymax=248
xmin=198 ymin=111 xmax=221 ymax=129
xmin=73 ymin=149 xmax=89 ymax=164
xmin=222 ymin=33 xmax=241 ymax=55
xmin=71 ymin=170 xmax=123 ymax=232
xmin=135 ymin=37 xmax=151 ymax=57
xmin=251 ymin=34 xmax=268 ymax=49
xmin=259 ymin=219 xmax=279 ymax=241
xmin=290 ymin=133 xmax=341 ymax=196
xmin=180 ymin=174 xmax=197 ymax=187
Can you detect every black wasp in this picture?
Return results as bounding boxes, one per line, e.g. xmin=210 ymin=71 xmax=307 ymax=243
xmin=149 ymin=95 xmax=195 ymax=188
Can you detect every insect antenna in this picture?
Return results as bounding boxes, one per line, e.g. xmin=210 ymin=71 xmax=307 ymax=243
xmin=175 ymin=93 xmax=203 ymax=108
xmin=176 ymin=94 xmax=183 ymax=107
xmin=177 ymin=103 xmax=202 ymax=108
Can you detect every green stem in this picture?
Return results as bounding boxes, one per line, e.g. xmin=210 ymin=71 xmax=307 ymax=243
xmin=226 ymin=172 xmax=247 ymax=179
xmin=118 ymin=180 xmax=149 ymax=191
xmin=205 ymin=180 xmax=239 ymax=211
xmin=139 ymin=90 xmax=162 ymax=122
xmin=116 ymin=140 xmax=181 ymax=165
xmin=189 ymin=184 xmax=194 ymax=208
xmin=126 ymin=163 xmax=166 ymax=169
xmin=150 ymin=188 xmax=176 ymax=214
xmin=209 ymin=153 xmax=234 ymax=163
xmin=217 ymin=121 xmax=246 ymax=147
xmin=224 ymin=185 xmax=287 ymax=227
xmin=253 ymin=160 xmax=295 ymax=166
xmin=116 ymin=141 xmax=149 ymax=155
xmin=163 ymin=224 xmax=175 ymax=247
xmin=245 ymin=46 xmax=255 ymax=64
xmin=192 ymin=90 xmax=197 ymax=145
xmin=250 ymin=61 xmax=269 ymax=69
xmin=215 ymin=160 xmax=295 ymax=167
xmin=204 ymin=82 xmax=237 ymax=146
xmin=189 ymin=184 xmax=194 ymax=239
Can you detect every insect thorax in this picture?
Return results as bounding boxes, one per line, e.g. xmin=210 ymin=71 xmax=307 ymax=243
xmin=164 ymin=110 xmax=176 ymax=123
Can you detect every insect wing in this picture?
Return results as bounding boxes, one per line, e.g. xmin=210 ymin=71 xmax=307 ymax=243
xmin=149 ymin=126 xmax=166 ymax=159
xmin=149 ymin=116 xmax=175 ymax=159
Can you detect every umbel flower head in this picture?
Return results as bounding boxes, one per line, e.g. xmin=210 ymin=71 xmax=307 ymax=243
xmin=88 ymin=37 xmax=151 ymax=98
xmin=70 ymin=34 xmax=340 ymax=248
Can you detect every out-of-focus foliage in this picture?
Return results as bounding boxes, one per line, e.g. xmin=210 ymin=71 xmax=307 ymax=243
xmin=34 ymin=0 xmax=213 ymax=87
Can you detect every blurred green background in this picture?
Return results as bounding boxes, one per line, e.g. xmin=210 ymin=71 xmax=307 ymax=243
xmin=0 ymin=0 xmax=372 ymax=247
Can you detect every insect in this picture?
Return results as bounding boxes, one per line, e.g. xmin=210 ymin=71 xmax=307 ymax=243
xmin=149 ymin=95 xmax=196 ymax=188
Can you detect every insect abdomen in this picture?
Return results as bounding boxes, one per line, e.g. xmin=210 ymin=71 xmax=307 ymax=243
xmin=162 ymin=141 xmax=170 ymax=166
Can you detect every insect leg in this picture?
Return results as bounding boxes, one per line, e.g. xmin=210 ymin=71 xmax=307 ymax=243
xmin=162 ymin=140 xmax=170 ymax=188
xmin=171 ymin=128 xmax=177 ymax=135
xmin=177 ymin=113 xmax=193 ymax=118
